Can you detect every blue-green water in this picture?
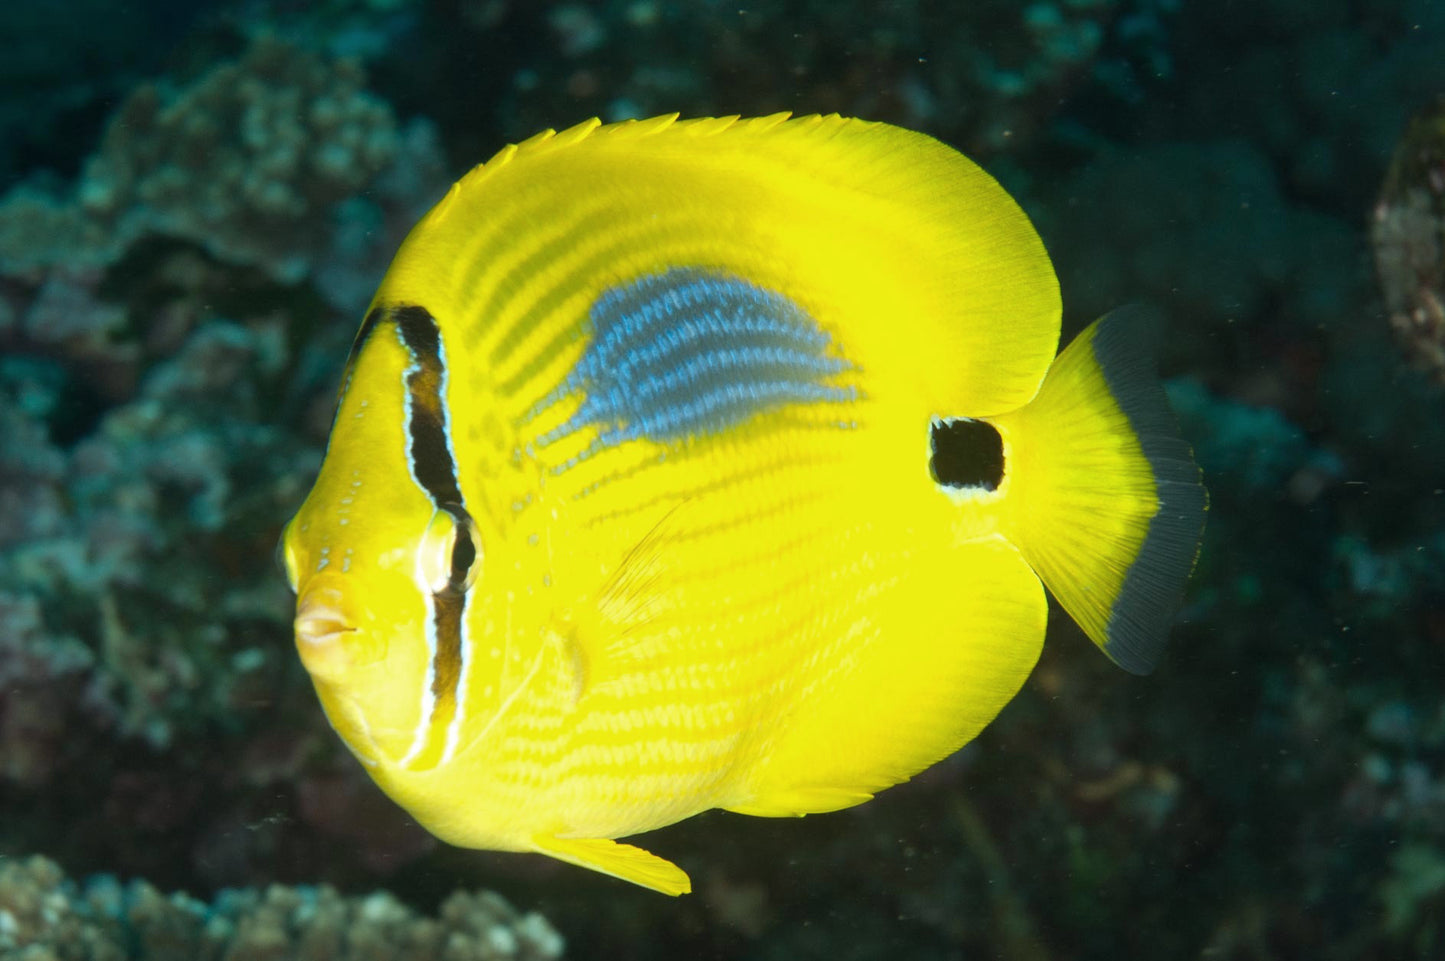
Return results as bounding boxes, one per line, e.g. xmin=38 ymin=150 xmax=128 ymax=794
xmin=2 ymin=1 xmax=1443 ymax=958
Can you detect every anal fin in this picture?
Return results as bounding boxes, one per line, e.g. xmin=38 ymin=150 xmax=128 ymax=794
xmin=724 ymin=787 xmax=874 ymax=818
xmin=532 ymin=834 xmax=691 ymax=896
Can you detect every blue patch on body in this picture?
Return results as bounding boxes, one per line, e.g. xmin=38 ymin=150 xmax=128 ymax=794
xmin=538 ymin=269 xmax=855 ymax=460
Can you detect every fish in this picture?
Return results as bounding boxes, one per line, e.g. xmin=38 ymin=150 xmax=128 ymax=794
xmin=279 ymin=113 xmax=1206 ymax=896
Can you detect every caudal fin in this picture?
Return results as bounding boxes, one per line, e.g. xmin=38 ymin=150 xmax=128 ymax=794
xmin=992 ymin=307 xmax=1206 ymax=674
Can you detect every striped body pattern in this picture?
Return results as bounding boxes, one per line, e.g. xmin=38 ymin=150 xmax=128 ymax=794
xmin=281 ymin=115 xmax=1206 ymax=894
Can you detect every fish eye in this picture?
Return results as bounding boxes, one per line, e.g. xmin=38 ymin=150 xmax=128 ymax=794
xmin=417 ymin=504 xmax=481 ymax=596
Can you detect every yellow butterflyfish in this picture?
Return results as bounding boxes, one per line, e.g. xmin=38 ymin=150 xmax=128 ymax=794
xmin=280 ymin=114 xmax=1206 ymax=896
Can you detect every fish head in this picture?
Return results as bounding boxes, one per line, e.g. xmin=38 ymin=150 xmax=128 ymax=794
xmin=279 ymin=315 xmax=481 ymax=770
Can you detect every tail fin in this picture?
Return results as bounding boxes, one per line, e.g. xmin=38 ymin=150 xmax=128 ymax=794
xmin=992 ymin=307 xmax=1206 ymax=674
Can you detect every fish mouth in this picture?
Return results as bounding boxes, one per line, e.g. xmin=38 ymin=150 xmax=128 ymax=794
xmin=294 ymin=604 xmax=358 ymax=646
xmin=293 ymin=585 xmax=361 ymax=678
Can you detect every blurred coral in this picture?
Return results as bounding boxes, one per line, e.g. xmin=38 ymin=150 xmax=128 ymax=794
xmin=1044 ymin=138 xmax=1360 ymax=368
xmin=0 ymin=316 xmax=311 ymax=751
xmin=0 ymin=593 xmax=92 ymax=787
xmin=1381 ymin=843 xmax=1445 ymax=951
xmin=0 ymin=854 xmax=566 ymax=961
xmin=0 ymin=34 xmax=448 ymax=300
xmin=0 ymin=37 xmax=395 ymax=282
xmin=1373 ymin=96 xmax=1445 ymax=384
xmin=446 ymin=0 xmax=1176 ymax=158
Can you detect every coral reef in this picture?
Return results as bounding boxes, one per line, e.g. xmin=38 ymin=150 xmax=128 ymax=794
xmin=0 ymin=36 xmax=399 ymax=283
xmin=1373 ymin=96 xmax=1445 ymax=383
xmin=0 ymin=309 xmax=311 ymax=755
xmin=0 ymin=854 xmax=565 ymax=961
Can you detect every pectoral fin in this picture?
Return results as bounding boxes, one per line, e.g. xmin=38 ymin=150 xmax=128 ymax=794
xmin=532 ymin=834 xmax=692 ymax=896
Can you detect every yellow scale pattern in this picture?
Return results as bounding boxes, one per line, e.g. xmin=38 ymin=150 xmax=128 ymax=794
xmin=422 ymin=191 xmax=932 ymax=830
xmin=281 ymin=114 xmax=1165 ymax=896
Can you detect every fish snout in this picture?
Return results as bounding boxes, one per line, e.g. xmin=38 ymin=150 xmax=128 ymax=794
xmin=294 ymin=581 xmax=362 ymax=679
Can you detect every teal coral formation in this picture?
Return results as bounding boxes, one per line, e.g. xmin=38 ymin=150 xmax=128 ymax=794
xmin=0 ymin=855 xmax=565 ymax=961
xmin=0 ymin=310 xmax=311 ymax=755
xmin=0 ymin=37 xmax=400 ymax=282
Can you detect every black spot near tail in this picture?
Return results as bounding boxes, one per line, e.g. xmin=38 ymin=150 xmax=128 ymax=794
xmin=929 ymin=417 xmax=1005 ymax=492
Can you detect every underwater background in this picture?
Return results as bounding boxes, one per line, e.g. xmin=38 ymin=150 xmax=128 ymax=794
xmin=1 ymin=0 xmax=1444 ymax=958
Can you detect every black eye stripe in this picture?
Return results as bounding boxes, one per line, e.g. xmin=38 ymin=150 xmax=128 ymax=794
xmin=392 ymin=304 xmax=468 ymax=727
xmin=394 ymin=306 xmax=476 ymax=597
xmin=451 ymin=532 xmax=477 ymax=579
xmin=443 ymin=504 xmax=478 ymax=591
xmin=396 ymin=305 xmax=464 ymax=508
